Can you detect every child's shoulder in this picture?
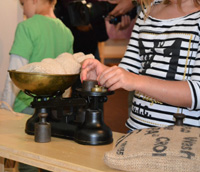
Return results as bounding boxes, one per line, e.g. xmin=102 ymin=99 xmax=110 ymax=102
xmin=15 ymin=15 xmax=47 ymax=33
xmin=18 ymin=15 xmax=40 ymax=25
xmin=18 ymin=15 xmax=59 ymax=27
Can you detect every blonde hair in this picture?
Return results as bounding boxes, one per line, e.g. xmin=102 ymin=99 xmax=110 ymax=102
xmin=140 ymin=0 xmax=200 ymax=18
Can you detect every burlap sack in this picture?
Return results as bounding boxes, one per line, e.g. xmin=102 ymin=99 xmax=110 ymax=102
xmin=104 ymin=125 xmax=200 ymax=172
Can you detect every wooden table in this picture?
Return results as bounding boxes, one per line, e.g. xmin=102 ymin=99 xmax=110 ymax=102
xmin=0 ymin=109 xmax=124 ymax=172
xmin=98 ymin=39 xmax=129 ymax=65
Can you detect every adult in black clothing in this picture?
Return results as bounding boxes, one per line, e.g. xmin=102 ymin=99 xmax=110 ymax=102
xmin=54 ymin=0 xmax=109 ymax=61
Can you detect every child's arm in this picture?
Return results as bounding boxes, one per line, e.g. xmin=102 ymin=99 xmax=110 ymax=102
xmin=1 ymin=55 xmax=28 ymax=109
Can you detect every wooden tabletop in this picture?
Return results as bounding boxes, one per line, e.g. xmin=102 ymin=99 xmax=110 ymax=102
xmin=98 ymin=39 xmax=129 ymax=64
xmin=0 ymin=109 xmax=124 ymax=172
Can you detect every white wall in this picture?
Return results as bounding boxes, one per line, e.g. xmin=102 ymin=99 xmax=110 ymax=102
xmin=0 ymin=0 xmax=23 ymax=100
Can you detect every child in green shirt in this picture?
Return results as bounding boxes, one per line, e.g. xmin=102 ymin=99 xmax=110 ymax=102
xmin=2 ymin=0 xmax=74 ymax=114
xmin=2 ymin=0 xmax=74 ymax=171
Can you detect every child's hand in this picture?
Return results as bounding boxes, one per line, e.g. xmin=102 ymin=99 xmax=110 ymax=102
xmin=80 ymin=59 xmax=108 ymax=82
xmin=98 ymin=66 xmax=136 ymax=91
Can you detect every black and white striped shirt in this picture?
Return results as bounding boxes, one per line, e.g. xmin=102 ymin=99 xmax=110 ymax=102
xmin=119 ymin=2 xmax=200 ymax=130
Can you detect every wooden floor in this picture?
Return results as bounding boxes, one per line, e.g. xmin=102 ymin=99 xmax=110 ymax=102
xmin=103 ymin=89 xmax=129 ymax=134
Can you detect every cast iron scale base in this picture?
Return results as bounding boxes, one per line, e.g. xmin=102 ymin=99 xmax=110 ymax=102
xmin=25 ymin=82 xmax=114 ymax=145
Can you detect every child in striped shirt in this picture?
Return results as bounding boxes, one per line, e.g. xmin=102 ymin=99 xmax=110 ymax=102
xmin=81 ymin=0 xmax=200 ymax=130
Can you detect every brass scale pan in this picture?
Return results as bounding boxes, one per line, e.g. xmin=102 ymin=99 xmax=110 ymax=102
xmin=9 ymin=70 xmax=79 ymax=96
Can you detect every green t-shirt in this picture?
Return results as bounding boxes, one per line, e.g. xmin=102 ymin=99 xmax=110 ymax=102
xmin=10 ymin=14 xmax=74 ymax=112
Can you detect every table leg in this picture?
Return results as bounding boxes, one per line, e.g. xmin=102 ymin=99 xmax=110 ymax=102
xmin=0 ymin=157 xmax=4 ymax=172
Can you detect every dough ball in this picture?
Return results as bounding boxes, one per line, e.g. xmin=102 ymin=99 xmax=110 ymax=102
xmin=17 ymin=59 xmax=66 ymax=74
xmin=73 ymin=52 xmax=85 ymax=60
xmin=55 ymin=53 xmax=81 ymax=74
xmin=41 ymin=58 xmax=66 ymax=74
xmin=75 ymin=53 xmax=94 ymax=64
xmin=17 ymin=62 xmax=48 ymax=73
